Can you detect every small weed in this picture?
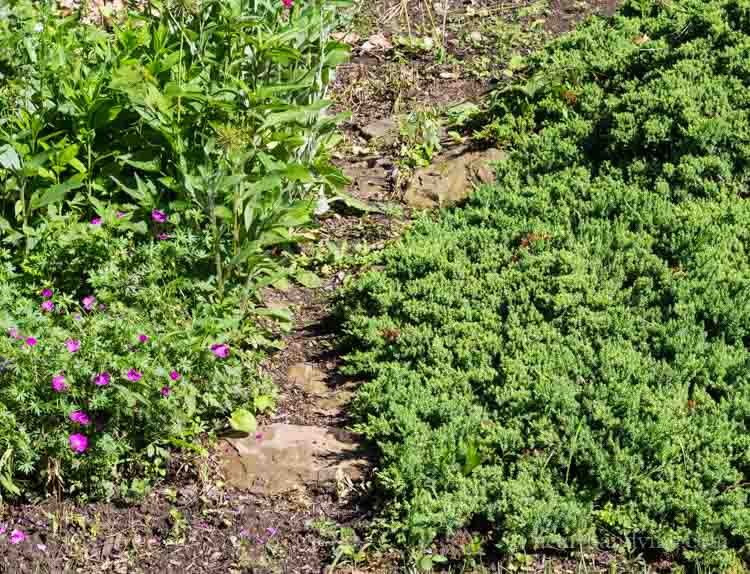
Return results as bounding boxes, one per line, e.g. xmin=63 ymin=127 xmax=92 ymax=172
xmin=327 ymin=527 xmax=372 ymax=572
xmin=397 ymin=108 xmax=443 ymax=170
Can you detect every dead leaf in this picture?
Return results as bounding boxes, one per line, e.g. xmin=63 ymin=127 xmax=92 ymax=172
xmin=332 ymin=32 xmax=360 ymax=45
xmin=361 ymin=33 xmax=393 ymax=53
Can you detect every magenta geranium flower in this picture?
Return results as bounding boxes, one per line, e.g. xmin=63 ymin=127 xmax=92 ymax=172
xmin=158 ymin=232 xmax=170 ymax=241
xmin=127 ymin=369 xmax=142 ymax=382
xmin=8 ymin=328 xmax=18 ymax=338
xmin=151 ymin=209 xmax=167 ymax=223
xmin=91 ymin=217 xmax=102 ymax=225
xmin=169 ymin=370 xmax=181 ymax=381
xmin=94 ymin=372 xmax=110 ymax=386
xmin=41 ymin=300 xmax=54 ymax=312
xmin=116 ymin=211 xmax=127 ymax=219
xmin=282 ymin=0 xmax=293 ymax=8
xmin=69 ymin=410 xmax=91 ymax=425
xmin=9 ymin=529 xmax=25 ymax=545
xmin=69 ymin=433 xmax=88 ymax=453
xmin=65 ymin=339 xmax=81 ymax=353
xmin=82 ymin=295 xmax=96 ymax=311
xmin=210 ymin=343 xmax=230 ymax=358
xmin=52 ymin=374 xmax=68 ymax=393
xmin=138 ymin=334 xmax=149 ymax=343
xmin=41 ymin=288 xmax=53 ymax=298
xmin=161 ymin=386 xmax=170 ymax=397
xmin=25 ymin=337 xmax=37 ymax=347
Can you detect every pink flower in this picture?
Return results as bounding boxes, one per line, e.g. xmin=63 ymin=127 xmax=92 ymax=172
xmin=158 ymin=232 xmax=170 ymax=241
xmin=116 ymin=211 xmax=127 ymax=219
xmin=69 ymin=410 xmax=91 ymax=425
xmin=8 ymin=328 xmax=18 ymax=338
xmin=98 ymin=303 xmax=106 ymax=311
xmin=82 ymin=295 xmax=96 ymax=310
xmin=69 ymin=433 xmax=88 ymax=453
xmin=52 ymin=374 xmax=68 ymax=393
xmin=41 ymin=289 xmax=53 ymax=298
xmin=169 ymin=370 xmax=181 ymax=381
xmin=90 ymin=217 xmax=102 ymax=225
xmin=282 ymin=0 xmax=293 ymax=8
xmin=36 ymin=543 xmax=47 ymax=552
xmin=9 ymin=529 xmax=25 ymax=544
xmin=161 ymin=386 xmax=170 ymax=397
xmin=94 ymin=372 xmax=110 ymax=386
xmin=25 ymin=337 xmax=37 ymax=347
xmin=210 ymin=343 xmax=230 ymax=358
xmin=65 ymin=339 xmax=81 ymax=353
xmin=151 ymin=209 xmax=167 ymax=223
xmin=138 ymin=334 xmax=148 ymax=343
xmin=41 ymin=300 xmax=54 ymax=312
xmin=127 ymin=369 xmax=142 ymax=382
xmin=74 ymin=314 xmax=82 ymax=321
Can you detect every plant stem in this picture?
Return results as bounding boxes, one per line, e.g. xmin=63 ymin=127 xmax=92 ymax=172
xmin=207 ymin=190 xmax=224 ymax=300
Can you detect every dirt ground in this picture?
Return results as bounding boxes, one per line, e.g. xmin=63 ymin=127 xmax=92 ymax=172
xmin=0 ymin=1 xmax=624 ymax=573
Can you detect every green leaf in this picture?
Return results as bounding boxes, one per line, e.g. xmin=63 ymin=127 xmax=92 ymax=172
xmin=92 ymin=103 xmax=123 ymax=129
xmin=0 ymin=144 xmax=20 ymax=171
xmin=284 ymin=163 xmax=315 ymax=183
xmin=214 ymin=205 xmax=233 ymax=221
xmin=331 ymin=190 xmax=380 ymax=213
xmin=254 ymin=395 xmax=274 ymax=413
xmin=229 ymin=409 xmax=257 ymax=434
xmin=294 ymin=269 xmax=322 ymax=288
xmin=31 ymin=174 xmax=85 ymax=209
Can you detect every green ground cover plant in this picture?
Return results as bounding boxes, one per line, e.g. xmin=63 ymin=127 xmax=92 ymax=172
xmin=0 ymin=0 xmax=348 ymax=500
xmin=340 ymin=0 xmax=750 ymax=567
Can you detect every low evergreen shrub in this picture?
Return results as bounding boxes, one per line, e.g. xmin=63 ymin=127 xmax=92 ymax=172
xmin=340 ymin=0 xmax=750 ymax=566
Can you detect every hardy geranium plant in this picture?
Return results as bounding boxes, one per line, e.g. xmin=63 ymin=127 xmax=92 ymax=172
xmin=0 ymin=245 xmax=273 ymax=499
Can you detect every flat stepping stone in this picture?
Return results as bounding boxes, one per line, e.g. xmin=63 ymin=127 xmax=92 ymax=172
xmin=220 ymin=424 xmax=368 ymax=496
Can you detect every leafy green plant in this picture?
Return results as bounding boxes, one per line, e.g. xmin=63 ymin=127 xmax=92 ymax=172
xmin=339 ymin=0 xmax=750 ymax=568
xmin=397 ymin=108 xmax=442 ymax=169
xmin=0 ymin=0 xmax=351 ymax=500
xmin=0 ymin=0 xmax=350 ymax=288
xmin=327 ymin=527 xmax=372 ymax=572
xmin=0 ymin=233 xmax=274 ymax=498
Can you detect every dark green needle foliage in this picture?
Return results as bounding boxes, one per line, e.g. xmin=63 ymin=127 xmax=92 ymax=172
xmin=339 ymin=0 xmax=750 ymax=567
